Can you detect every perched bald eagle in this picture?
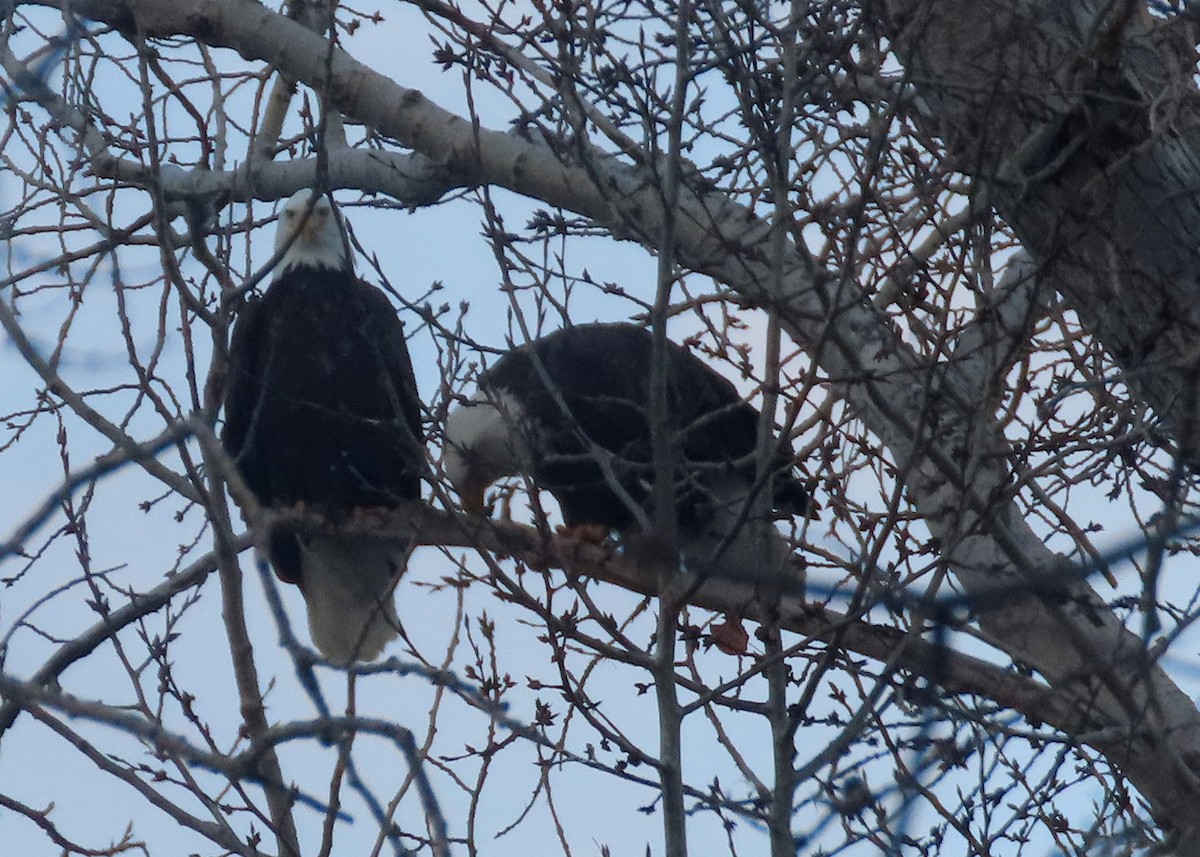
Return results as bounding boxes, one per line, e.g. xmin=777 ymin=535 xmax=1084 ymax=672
xmin=222 ymin=189 xmax=423 ymax=663
xmin=443 ymin=323 xmax=809 ymax=581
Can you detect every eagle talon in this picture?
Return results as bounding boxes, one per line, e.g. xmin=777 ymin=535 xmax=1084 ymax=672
xmin=348 ymin=506 xmax=394 ymax=530
xmin=555 ymin=523 xmax=611 ymax=544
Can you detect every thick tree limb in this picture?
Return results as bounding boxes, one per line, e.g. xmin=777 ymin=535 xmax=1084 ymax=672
xmin=880 ymin=1 xmax=1200 ymax=461
xmin=266 ymin=504 xmax=1122 ymax=756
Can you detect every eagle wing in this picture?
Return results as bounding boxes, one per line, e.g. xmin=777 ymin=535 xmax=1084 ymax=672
xmin=221 ymin=293 xmax=267 ymax=472
xmin=354 ymin=281 xmax=424 ymax=465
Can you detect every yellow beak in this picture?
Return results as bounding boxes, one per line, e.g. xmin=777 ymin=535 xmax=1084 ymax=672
xmin=300 ymin=215 xmax=321 ymax=243
xmin=460 ymin=483 xmax=487 ymax=515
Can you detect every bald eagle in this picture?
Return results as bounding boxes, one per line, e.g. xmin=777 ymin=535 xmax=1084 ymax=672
xmin=443 ymin=323 xmax=809 ymax=582
xmin=222 ymin=190 xmax=423 ymax=663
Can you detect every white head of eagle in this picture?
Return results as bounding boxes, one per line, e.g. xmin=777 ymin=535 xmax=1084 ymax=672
xmin=443 ymin=388 xmax=529 ymax=514
xmin=274 ymin=189 xmax=349 ymax=276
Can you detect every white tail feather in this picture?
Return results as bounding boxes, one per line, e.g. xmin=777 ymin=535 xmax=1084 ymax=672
xmin=298 ymin=533 xmax=408 ymax=664
xmin=679 ymin=478 xmax=802 ymax=592
xmin=680 ymin=525 xmax=796 ymax=587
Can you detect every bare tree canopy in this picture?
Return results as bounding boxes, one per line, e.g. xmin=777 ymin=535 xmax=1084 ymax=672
xmin=2 ymin=1 xmax=1200 ymax=855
